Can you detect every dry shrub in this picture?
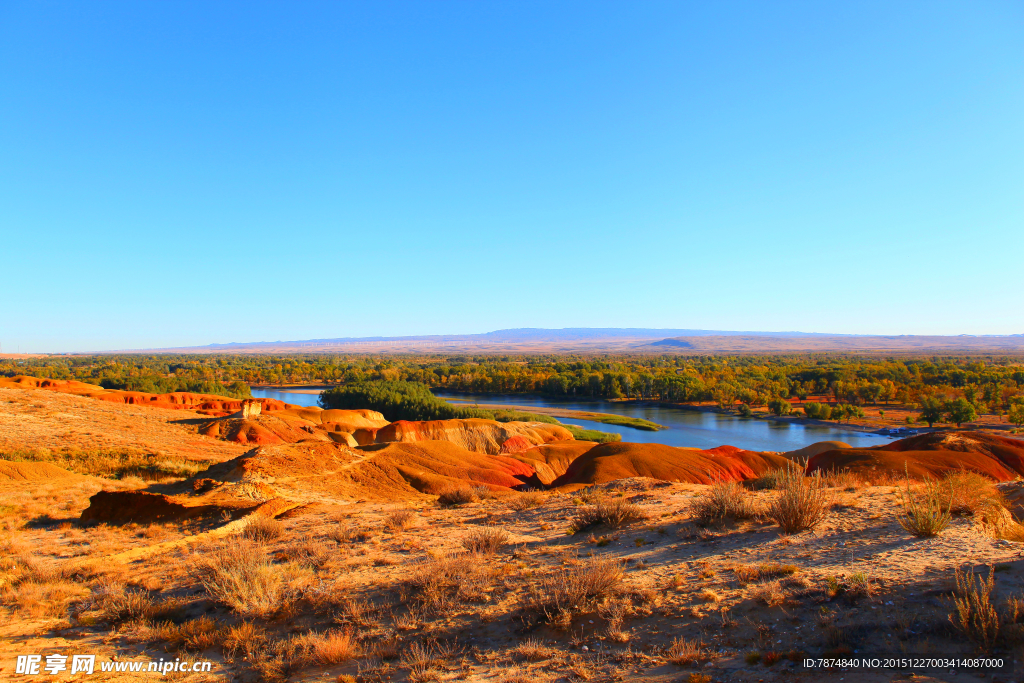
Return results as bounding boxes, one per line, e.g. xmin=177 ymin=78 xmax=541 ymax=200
xmin=897 ymin=476 xmax=952 ymax=538
xmin=691 ymin=480 xmax=757 ymax=526
xmin=326 ymin=524 xmax=354 ymax=543
xmin=193 ymin=541 xmax=291 ymax=618
xmin=665 ymin=637 xmax=710 ymax=665
xmin=698 ymin=588 xmax=721 ymax=603
xmin=749 ymin=468 xmax=788 ymax=491
xmin=384 ymin=509 xmax=415 ymax=532
xmin=406 ymin=554 xmax=494 ymax=613
xmin=292 ymin=629 xmax=359 ymax=666
xmin=568 ymin=496 xmax=647 ymax=534
xmin=765 ymin=465 xmax=831 ymax=534
xmin=438 ymin=487 xmax=477 ymax=507
xmin=4 ymin=577 xmax=84 ymax=619
xmin=821 ymin=469 xmax=862 ymax=490
xmin=733 ymin=563 xmax=799 ymax=585
xmin=242 ymin=515 xmax=284 ymax=543
xmin=94 ymin=581 xmax=154 ymax=624
xmin=155 ymin=615 xmax=226 ymax=651
xmin=529 ymin=557 xmax=624 ymax=623
xmin=507 ymin=491 xmax=545 ymax=511
xmin=462 ymin=527 xmax=511 ymax=554
xmin=750 ymin=580 xmax=786 ymax=606
xmin=223 ymin=621 xmax=266 ymax=659
xmin=950 ymin=565 xmax=1000 ymax=651
xmin=281 ymin=534 xmax=332 ymax=569
xmin=514 ymin=637 xmax=557 ymax=661
xmin=402 ymin=640 xmax=459 ymax=681
xmin=939 ymin=471 xmax=1004 ymax=517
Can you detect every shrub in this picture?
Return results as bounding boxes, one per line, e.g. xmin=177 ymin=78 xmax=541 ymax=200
xmin=223 ymin=622 xmax=266 ymax=659
xmin=406 ymin=554 xmax=493 ymax=613
xmin=950 ymin=565 xmax=1000 ymax=650
xmin=765 ymin=464 xmax=831 ymax=534
xmin=529 ymin=557 xmax=624 ymax=623
xmin=193 ymin=541 xmax=287 ymax=618
xmin=568 ymin=496 xmax=647 ymax=534
xmin=507 ymin=491 xmax=545 ymax=511
xmin=749 ymin=468 xmax=787 ymax=491
xmin=751 ymin=580 xmax=786 ymax=606
xmin=280 ymin=535 xmax=332 ymax=569
xmin=897 ymin=477 xmax=952 ymax=538
xmin=939 ymin=471 xmax=1004 ymax=517
xmin=437 ymin=487 xmax=477 ymax=508
xmin=95 ymin=582 xmax=154 ymax=624
xmin=242 ymin=515 xmax=284 ymax=543
xmin=292 ymin=629 xmax=359 ymax=666
xmin=691 ymin=480 xmax=757 ymax=525
xmin=803 ymin=402 xmax=832 ymax=420
xmin=733 ymin=563 xmax=799 ymax=584
xmin=665 ymin=637 xmax=710 ymax=665
xmin=384 ymin=509 xmax=416 ymax=532
xmin=514 ymin=638 xmax=556 ymax=661
xmin=461 ymin=527 xmax=511 ymax=554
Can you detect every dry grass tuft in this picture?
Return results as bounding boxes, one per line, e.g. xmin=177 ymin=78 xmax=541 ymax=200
xmin=406 ymin=554 xmax=494 ymax=614
xmin=897 ymin=476 xmax=952 ymax=538
xmin=529 ymin=557 xmax=624 ymax=624
xmin=437 ymin=487 xmax=477 ymax=508
xmin=292 ymin=629 xmax=360 ymax=666
xmin=568 ymin=496 xmax=647 ymax=534
xmin=461 ymin=527 xmax=511 ymax=554
xmin=154 ymin=614 xmax=226 ymax=651
xmin=949 ymin=565 xmax=1003 ymax=651
xmin=733 ymin=563 xmax=799 ymax=584
xmin=513 ymin=637 xmax=557 ymax=661
xmin=940 ymin=471 xmax=1004 ymax=517
xmin=691 ymin=480 xmax=757 ymax=525
xmin=193 ymin=541 xmax=291 ymax=618
xmin=665 ymin=637 xmax=711 ymax=665
xmin=281 ymin=534 xmax=332 ymax=569
xmin=242 ymin=515 xmax=284 ymax=543
xmin=223 ymin=621 xmax=266 ymax=659
xmin=507 ymin=490 xmax=545 ymax=511
xmin=383 ymin=509 xmax=416 ymax=532
xmin=765 ymin=464 xmax=831 ymax=534
xmin=94 ymin=581 xmax=154 ymax=624
xmin=750 ymin=580 xmax=787 ymax=606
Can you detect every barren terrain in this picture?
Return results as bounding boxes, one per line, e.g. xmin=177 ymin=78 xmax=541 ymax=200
xmin=3 ymin=383 xmax=1024 ymax=682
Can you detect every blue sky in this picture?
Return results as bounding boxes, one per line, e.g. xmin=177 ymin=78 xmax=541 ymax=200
xmin=2 ymin=1 xmax=1022 ymax=352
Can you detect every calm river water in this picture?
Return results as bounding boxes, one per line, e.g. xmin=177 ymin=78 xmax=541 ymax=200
xmin=250 ymin=389 xmax=895 ymax=452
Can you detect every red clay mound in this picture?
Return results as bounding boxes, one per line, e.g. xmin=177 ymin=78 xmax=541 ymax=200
xmin=0 ymin=375 xmax=290 ymax=414
xmin=705 ymin=445 xmax=793 ymax=477
xmin=550 ymin=442 xmax=783 ymax=488
xmin=0 ymin=459 xmax=86 ymax=482
xmin=807 ymin=431 xmax=1024 ymax=481
xmin=199 ymin=415 xmax=330 ymax=445
xmin=783 ymin=441 xmax=852 ymax=461
xmin=350 ymin=440 xmax=540 ymax=495
xmin=81 ymin=491 xmax=227 ymax=523
xmin=511 ymin=440 xmax=604 ymax=485
xmin=370 ymin=419 xmax=573 ymax=455
xmin=499 ymin=435 xmax=534 ymax=454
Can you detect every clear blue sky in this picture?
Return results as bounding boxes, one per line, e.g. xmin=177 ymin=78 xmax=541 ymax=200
xmin=2 ymin=1 xmax=1021 ymax=352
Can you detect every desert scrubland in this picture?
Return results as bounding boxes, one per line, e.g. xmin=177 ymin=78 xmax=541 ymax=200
xmin=2 ymin=376 xmax=1024 ymax=682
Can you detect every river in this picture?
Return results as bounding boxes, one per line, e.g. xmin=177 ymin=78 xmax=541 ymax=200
xmin=250 ymin=388 xmax=896 ymax=452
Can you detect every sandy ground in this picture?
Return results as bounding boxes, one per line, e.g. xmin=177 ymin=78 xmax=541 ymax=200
xmin=2 ymin=387 xmax=1024 ymax=682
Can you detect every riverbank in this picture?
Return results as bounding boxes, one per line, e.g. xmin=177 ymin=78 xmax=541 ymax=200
xmin=443 ymin=397 xmax=665 ymax=431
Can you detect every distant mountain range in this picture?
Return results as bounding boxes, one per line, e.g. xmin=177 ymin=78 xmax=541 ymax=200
xmin=140 ymin=328 xmax=1024 ymax=354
